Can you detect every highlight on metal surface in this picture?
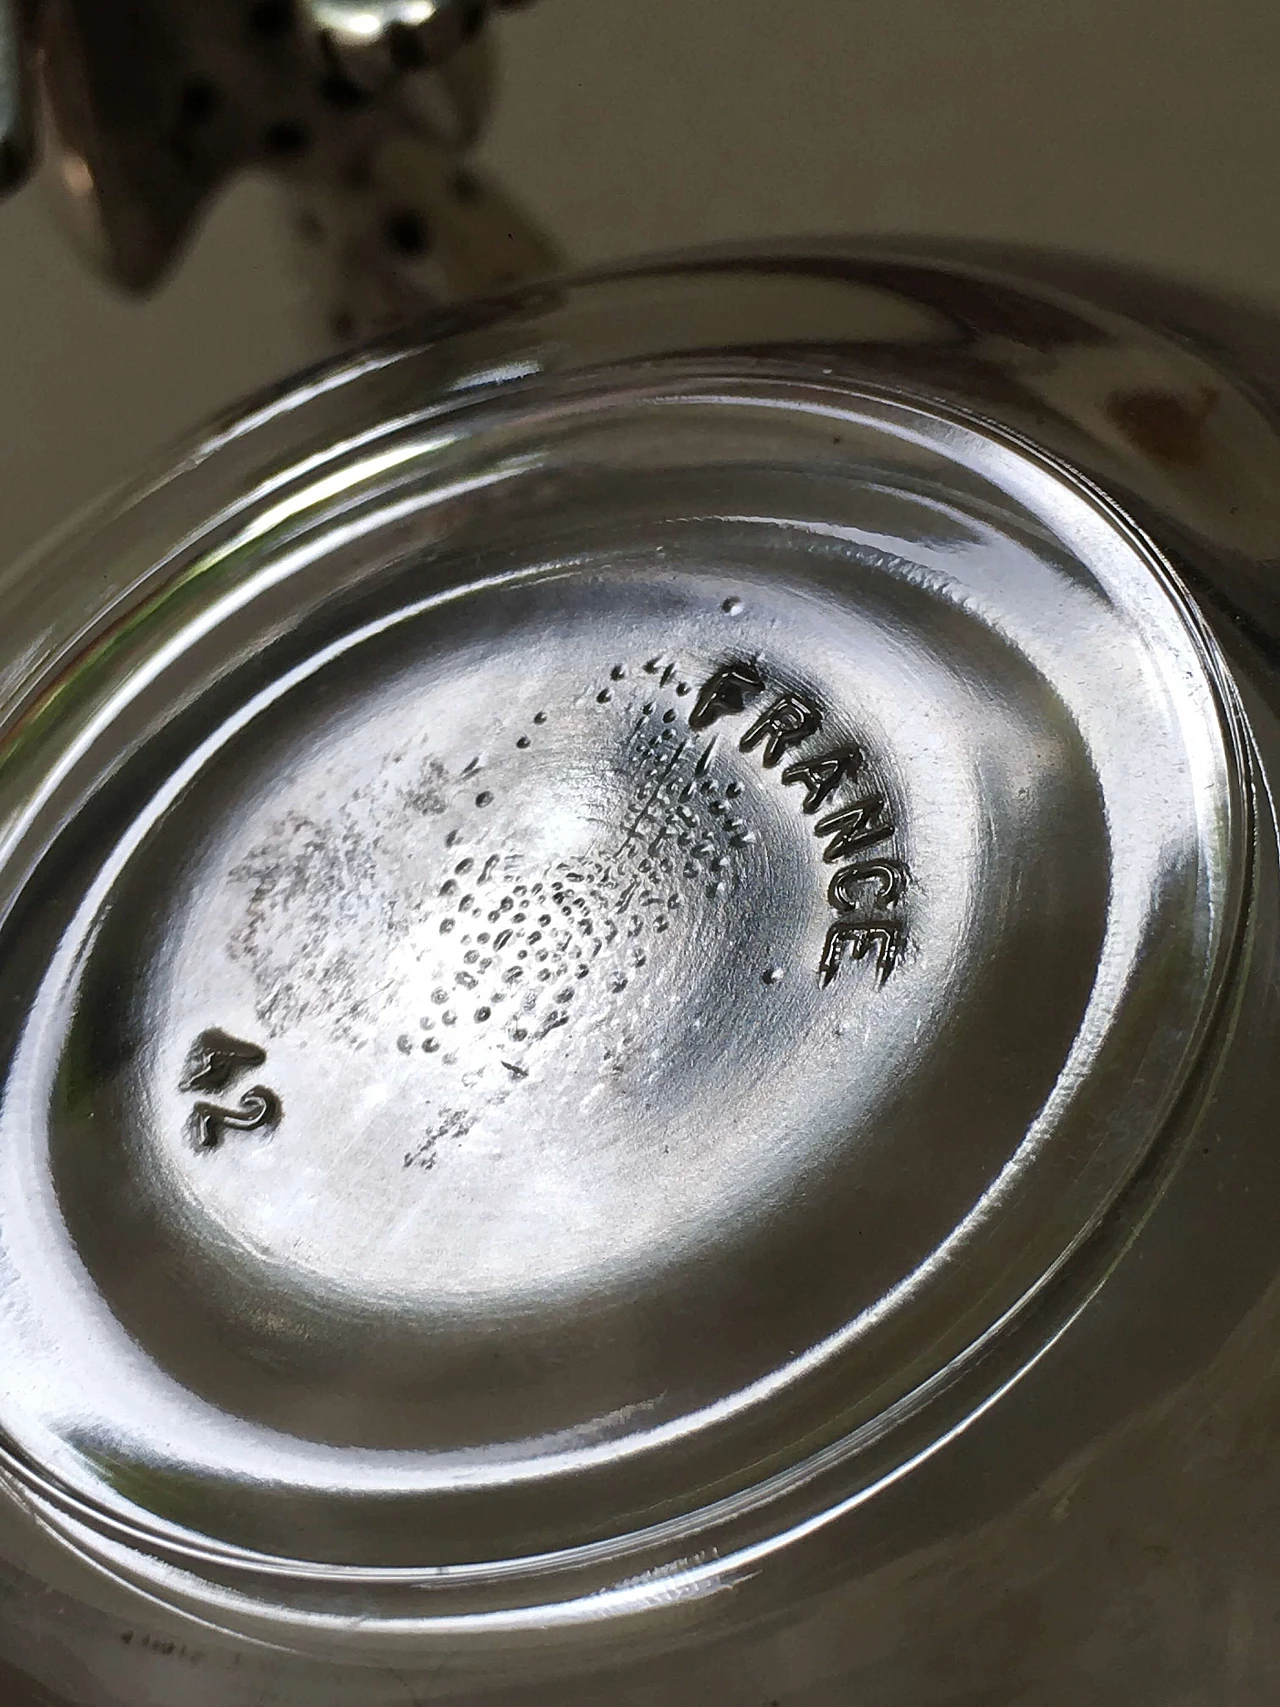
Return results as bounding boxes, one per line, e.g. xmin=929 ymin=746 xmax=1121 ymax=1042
xmin=2 ymin=0 xmax=556 ymax=336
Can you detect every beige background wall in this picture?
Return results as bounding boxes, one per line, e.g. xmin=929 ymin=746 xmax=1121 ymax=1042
xmin=2 ymin=0 xmax=1278 ymax=566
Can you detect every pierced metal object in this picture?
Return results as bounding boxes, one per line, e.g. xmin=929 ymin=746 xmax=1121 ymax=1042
xmin=4 ymin=0 xmax=556 ymax=335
